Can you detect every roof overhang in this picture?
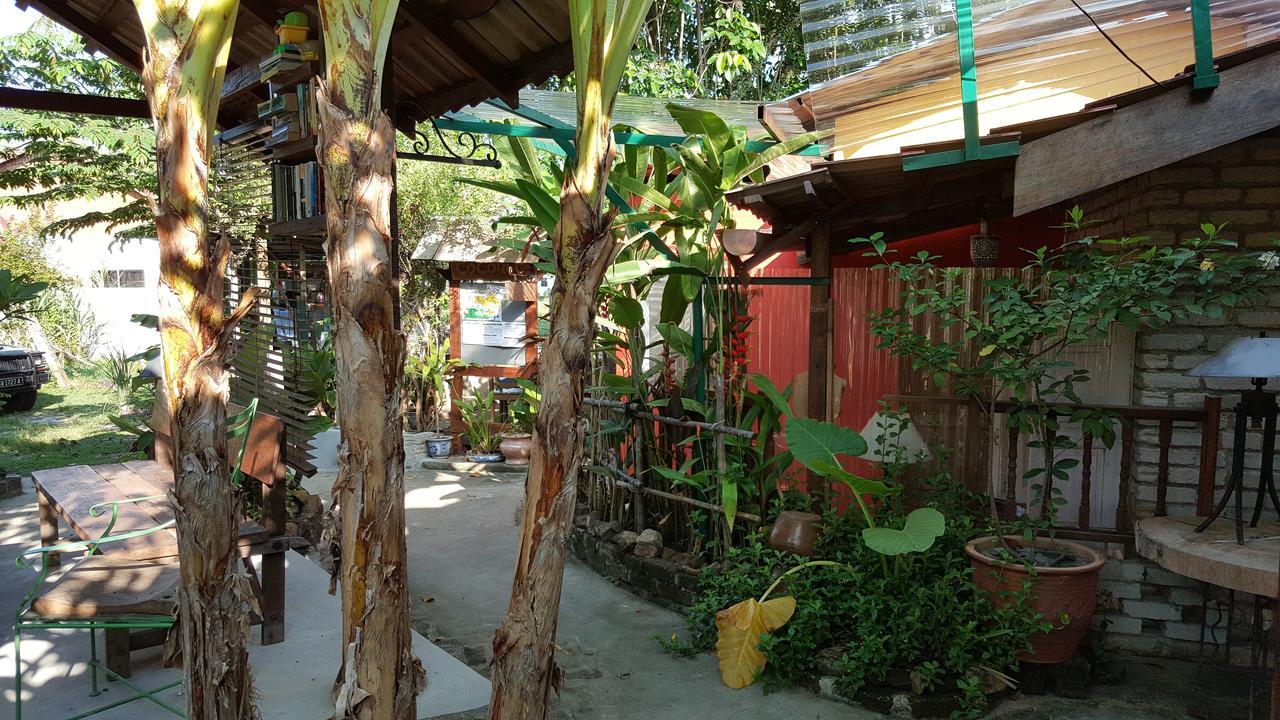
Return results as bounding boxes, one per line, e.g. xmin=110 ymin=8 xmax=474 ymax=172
xmin=15 ymin=0 xmax=573 ymax=127
xmin=729 ymin=41 xmax=1280 ymax=259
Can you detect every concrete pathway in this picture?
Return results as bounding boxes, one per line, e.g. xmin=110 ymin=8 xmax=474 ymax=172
xmin=307 ymin=461 xmax=1250 ymax=720
xmin=0 ymin=443 xmax=1255 ymax=719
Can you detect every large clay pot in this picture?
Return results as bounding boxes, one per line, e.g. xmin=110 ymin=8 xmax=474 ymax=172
xmin=769 ymin=510 xmax=822 ymax=556
xmin=965 ymin=536 xmax=1105 ymax=664
xmin=499 ymin=434 xmax=532 ymax=465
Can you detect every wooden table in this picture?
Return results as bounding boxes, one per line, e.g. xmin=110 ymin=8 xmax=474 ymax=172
xmin=31 ymin=459 xmax=289 ymax=676
xmin=1137 ymin=516 xmax=1280 ymax=719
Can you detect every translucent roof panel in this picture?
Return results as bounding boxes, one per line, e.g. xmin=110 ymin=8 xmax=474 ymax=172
xmin=786 ymin=0 xmax=1280 ymax=159
xmin=455 ymin=89 xmax=767 ymax=137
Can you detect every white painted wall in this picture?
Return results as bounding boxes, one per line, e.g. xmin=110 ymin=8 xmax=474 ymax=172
xmin=9 ymin=197 xmax=162 ymax=359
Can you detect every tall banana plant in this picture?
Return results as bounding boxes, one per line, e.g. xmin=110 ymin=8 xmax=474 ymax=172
xmin=131 ymin=0 xmax=260 ymax=717
xmin=485 ymin=0 xmax=652 ymax=716
xmin=315 ymin=0 xmax=424 ymax=717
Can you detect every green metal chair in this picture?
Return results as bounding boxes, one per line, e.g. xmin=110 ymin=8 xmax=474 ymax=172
xmin=12 ymin=398 xmax=259 ymax=720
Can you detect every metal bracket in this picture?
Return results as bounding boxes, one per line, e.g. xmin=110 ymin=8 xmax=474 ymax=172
xmin=902 ymin=0 xmax=1020 ymax=171
xmin=1191 ymin=0 xmax=1220 ymax=92
xmin=397 ymin=101 xmax=501 ymax=168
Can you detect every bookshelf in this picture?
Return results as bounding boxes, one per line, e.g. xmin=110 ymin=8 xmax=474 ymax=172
xmin=212 ymin=11 xmax=331 ymax=477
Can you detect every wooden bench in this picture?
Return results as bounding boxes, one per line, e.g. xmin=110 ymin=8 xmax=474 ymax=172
xmin=30 ymin=410 xmax=290 ymax=677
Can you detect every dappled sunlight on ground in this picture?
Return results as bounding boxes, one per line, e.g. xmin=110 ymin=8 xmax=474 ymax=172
xmin=405 ymin=483 xmax=464 ymax=510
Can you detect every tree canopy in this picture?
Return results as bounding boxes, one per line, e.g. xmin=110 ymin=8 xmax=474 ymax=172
xmin=0 ymin=21 xmax=155 ymax=242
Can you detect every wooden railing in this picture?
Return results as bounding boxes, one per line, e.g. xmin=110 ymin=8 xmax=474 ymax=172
xmin=884 ymin=394 xmax=1222 ymax=546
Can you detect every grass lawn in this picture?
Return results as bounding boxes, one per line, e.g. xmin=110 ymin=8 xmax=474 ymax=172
xmin=0 ymin=365 xmax=144 ymax=475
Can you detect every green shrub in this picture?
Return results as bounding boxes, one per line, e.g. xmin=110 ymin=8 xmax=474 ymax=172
xmin=680 ymin=470 xmax=1043 ymax=717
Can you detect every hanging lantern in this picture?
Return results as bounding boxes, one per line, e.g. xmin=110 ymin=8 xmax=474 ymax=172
xmin=970 ymin=219 xmax=999 ymax=267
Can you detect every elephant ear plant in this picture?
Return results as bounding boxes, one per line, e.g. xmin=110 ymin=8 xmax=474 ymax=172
xmin=715 ymin=418 xmax=945 ymax=688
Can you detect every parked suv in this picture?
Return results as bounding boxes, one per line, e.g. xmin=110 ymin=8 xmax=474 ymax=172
xmin=0 ymin=344 xmax=50 ymax=412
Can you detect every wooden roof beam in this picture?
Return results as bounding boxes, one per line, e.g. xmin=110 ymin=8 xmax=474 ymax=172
xmin=0 ymin=87 xmax=150 ymax=118
xmin=400 ymin=6 xmax=520 ymax=108
xmin=398 ymin=44 xmax=571 ymax=121
xmin=21 ymin=0 xmax=140 ymax=70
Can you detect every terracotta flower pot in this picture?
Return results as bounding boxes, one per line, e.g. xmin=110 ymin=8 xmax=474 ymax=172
xmin=499 ymin=433 xmax=532 ymax=465
xmin=768 ymin=510 xmax=822 ymax=556
xmin=965 ymin=535 xmax=1104 ymax=664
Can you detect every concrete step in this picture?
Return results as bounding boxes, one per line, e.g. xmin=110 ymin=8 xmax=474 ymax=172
xmin=419 ymin=457 xmax=529 ymax=477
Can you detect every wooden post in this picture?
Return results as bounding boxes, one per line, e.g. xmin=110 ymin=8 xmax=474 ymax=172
xmin=1197 ymin=395 xmax=1222 ymax=516
xmin=448 ymin=279 xmax=464 ymax=453
xmin=806 ymin=223 xmax=832 ymax=507
xmin=37 ymin=490 xmax=59 ymax=569
xmin=258 ymin=424 xmax=287 ymax=645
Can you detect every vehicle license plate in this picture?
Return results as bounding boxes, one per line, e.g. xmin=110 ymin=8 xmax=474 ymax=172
xmin=0 ymin=376 xmax=23 ymax=388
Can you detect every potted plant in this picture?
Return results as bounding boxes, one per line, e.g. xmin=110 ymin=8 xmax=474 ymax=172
xmin=406 ymin=339 xmax=464 ymax=458
xmin=459 ymin=388 xmax=502 ymax=462
xmin=860 ymin=212 xmax=1273 ymax=663
xmin=499 ymin=379 xmax=538 ymax=466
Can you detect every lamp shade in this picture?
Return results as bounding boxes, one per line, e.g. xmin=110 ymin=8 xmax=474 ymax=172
xmin=1187 ymin=337 xmax=1280 ymax=379
xmin=859 ymin=411 xmax=932 ymax=464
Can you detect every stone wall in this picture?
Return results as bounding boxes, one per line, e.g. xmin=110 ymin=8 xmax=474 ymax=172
xmin=1074 ymin=130 xmax=1280 ymax=662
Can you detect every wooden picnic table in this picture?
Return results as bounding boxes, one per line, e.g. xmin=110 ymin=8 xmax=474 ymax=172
xmin=31 ymin=454 xmax=290 ymax=677
xmin=32 ymin=460 xmax=271 ymax=562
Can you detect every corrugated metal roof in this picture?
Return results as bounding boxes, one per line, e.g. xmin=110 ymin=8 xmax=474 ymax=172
xmin=768 ymin=0 xmax=1280 ymax=158
xmin=732 ymin=37 xmax=1280 ymax=252
xmin=410 ymin=217 xmax=529 ymax=264
xmin=456 ymin=89 xmax=767 ymax=137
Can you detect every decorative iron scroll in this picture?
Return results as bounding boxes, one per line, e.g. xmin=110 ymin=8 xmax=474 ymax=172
xmin=396 ymin=100 xmax=500 ymax=168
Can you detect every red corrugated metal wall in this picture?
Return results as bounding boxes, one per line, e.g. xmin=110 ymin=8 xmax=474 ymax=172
xmin=746 ymin=262 xmax=901 ymax=502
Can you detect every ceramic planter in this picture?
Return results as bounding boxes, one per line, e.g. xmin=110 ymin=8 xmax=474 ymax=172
xmin=768 ymin=510 xmax=822 ymax=556
xmin=466 ymin=451 xmax=504 ymax=463
xmin=965 ymin=535 xmax=1104 ymax=664
xmin=424 ymin=433 xmax=452 ymax=459
xmin=499 ymin=433 xmax=532 ymax=465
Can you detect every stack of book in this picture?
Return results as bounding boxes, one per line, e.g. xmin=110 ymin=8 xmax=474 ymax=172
xmin=261 ymin=83 xmax=318 ymax=147
xmin=272 ymin=161 xmax=323 ymax=222
xmin=258 ymin=41 xmax=320 ymax=81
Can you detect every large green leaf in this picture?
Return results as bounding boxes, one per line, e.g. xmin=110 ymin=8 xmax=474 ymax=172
xmin=659 ymin=274 xmax=699 ymax=325
xmin=735 ymin=130 xmax=828 ymax=186
xmin=667 ymin=103 xmax=732 ymax=170
xmin=785 ymin=417 xmax=867 ymax=474
xmin=748 ymin=373 xmax=792 ymax=419
xmin=810 ymin=460 xmax=889 ymax=497
xmin=607 ymin=258 xmax=677 ymax=285
xmin=514 ymin=178 xmax=561 ymax=233
xmin=722 ymin=475 xmax=739 ymax=531
xmin=861 ymin=508 xmax=945 ymax=556
xmin=610 ymin=172 xmax=681 ymax=214
xmin=608 ymin=295 xmax=644 ymax=329
xmin=656 ymin=322 xmax=694 ymax=358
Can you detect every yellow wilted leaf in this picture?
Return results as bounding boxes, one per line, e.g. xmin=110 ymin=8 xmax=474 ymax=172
xmin=715 ymin=596 xmax=797 ymax=689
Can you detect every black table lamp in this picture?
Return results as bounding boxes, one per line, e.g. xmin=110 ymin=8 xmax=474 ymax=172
xmin=1187 ymin=333 xmax=1280 ymax=544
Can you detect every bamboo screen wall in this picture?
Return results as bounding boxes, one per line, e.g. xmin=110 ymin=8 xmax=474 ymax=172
xmin=213 ymin=134 xmax=327 ymax=475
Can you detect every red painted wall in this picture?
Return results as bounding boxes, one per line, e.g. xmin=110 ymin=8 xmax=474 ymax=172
xmin=745 ymin=208 xmax=1066 ymax=502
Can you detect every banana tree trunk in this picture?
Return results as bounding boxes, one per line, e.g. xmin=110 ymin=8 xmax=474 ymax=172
xmin=316 ymin=1 xmax=422 ymax=717
xmin=133 ymin=0 xmax=259 ymax=718
xmin=487 ymin=1 xmax=643 ymax=712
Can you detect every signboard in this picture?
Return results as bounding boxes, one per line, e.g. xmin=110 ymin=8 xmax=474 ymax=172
xmin=457 ymin=279 xmax=532 ymax=364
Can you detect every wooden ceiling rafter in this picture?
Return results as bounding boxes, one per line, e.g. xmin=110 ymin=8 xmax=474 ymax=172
xmin=397 ymin=42 xmax=570 ymax=122
xmin=22 ymin=0 xmax=140 ymax=70
xmin=400 ymin=4 xmax=520 ymax=108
